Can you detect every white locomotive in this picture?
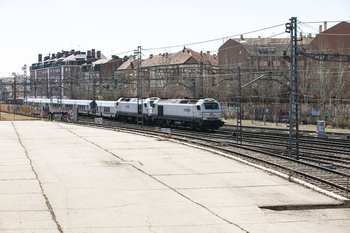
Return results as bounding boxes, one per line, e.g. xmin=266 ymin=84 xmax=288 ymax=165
xmin=152 ymin=98 xmax=223 ymax=130
xmin=116 ymin=97 xmax=159 ymax=123
xmin=26 ymin=97 xmax=224 ymax=130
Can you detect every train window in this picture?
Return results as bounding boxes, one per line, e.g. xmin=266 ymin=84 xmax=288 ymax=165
xmin=180 ymin=100 xmax=189 ymax=104
xmin=204 ymin=103 xmax=219 ymax=110
xmin=196 ymin=105 xmax=201 ymax=111
xmin=78 ymin=105 xmax=86 ymax=110
xmin=104 ymin=107 xmax=110 ymax=112
xmin=144 ymin=103 xmax=147 ymax=108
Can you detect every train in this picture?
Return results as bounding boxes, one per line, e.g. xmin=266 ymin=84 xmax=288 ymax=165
xmin=26 ymin=97 xmax=224 ymax=130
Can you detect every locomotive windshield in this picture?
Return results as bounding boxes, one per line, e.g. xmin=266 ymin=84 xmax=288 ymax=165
xmin=204 ymin=103 xmax=219 ymax=110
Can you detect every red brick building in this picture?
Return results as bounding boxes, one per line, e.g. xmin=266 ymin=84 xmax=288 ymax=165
xmin=217 ymin=37 xmax=310 ymax=102
xmin=303 ymin=21 xmax=350 ymax=103
xmin=217 ymin=22 xmax=350 ymax=104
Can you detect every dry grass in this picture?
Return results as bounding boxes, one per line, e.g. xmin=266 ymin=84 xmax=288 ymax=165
xmin=0 ymin=112 xmax=40 ymax=121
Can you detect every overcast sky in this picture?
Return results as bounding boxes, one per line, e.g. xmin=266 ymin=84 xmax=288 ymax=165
xmin=0 ymin=0 xmax=349 ymax=77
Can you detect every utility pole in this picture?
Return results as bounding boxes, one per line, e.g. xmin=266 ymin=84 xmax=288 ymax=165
xmin=34 ymin=73 xmax=37 ymax=98
xmin=285 ymin=17 xmax=299 ymax=159
xmin=46 ymin=70 xmax=49 ymax=98
xmin=135 ymin=46 xmax=143 ymax=126
xmin=12 ymin=72 xmax=17 ymax=104
xmin=236 ymin=67 xmax=242 ymax=144
xmin=22 ymin=65 xmax=27 ymax=104
xmin=70 ymin=75 xmax=73 ymax=99
xmin=191 ymin=70 xmax=196 ymax=98
xmin=199 ymin=60 xmax=203 ymax=98
xmin=92 ymin=73 xmax=96 ymax=115
xmin=59 ymin=67 xmax=62 ymax=106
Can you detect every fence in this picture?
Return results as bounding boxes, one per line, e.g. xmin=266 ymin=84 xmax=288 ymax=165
xmin=0 ymin=103 xmax=76 ymax=122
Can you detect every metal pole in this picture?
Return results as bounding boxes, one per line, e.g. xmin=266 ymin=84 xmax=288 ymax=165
xmin=92 ymin=74 xmax=96 ymax=115
xmin=46 ymin=70 xmax=49 ymax=98
xmin=200 ymin=61 xmax=203 ymax=98
xmin=59 ymin=68 xmax=62 ymax=106
xmin=13 ymin=74 xmax=17 ymax=104
xmin=22 ymin=65 xmax=27 ymax=105
xmin=236 ymin=67 xmax=242 ymax=144
xmin=286 ymin=17 xmax=300 ymax=159
xmin=191 ymin=70 xmax=196 ymax=98
xmin=34 ymin=72 xmax=37 ymax=98
xmin=135 ymin=46 xmax=143 ymax=126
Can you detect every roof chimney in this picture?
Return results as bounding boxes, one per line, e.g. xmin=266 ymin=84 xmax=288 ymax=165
xmin=319 ymin=25 xmax=322 ymax=33
xmin=324 ymin=21 xmax=327 ymax=31
xmin=38 ymin=54 xmax=42 ymax=62
xmin=52 ymin=53 xmax=56 ymax=59
xmin=97 ymin=51 xmax=101 ymax=59
xmin=92 ymin=49 xmax=96 ymax=58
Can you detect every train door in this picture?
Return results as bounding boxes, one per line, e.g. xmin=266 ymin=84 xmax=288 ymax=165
xmin=158 ymin=105 xmax=164 ymax=117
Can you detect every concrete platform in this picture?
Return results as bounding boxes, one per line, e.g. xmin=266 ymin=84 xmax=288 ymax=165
xmin=0 ymin=120 xmax=349 ymax=233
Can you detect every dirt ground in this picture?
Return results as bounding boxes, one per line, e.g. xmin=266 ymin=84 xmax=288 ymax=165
xmin=0 ymin=112 xmax=40 ymax=121
xmin=224 ymin=118 xmax=350 ymax=134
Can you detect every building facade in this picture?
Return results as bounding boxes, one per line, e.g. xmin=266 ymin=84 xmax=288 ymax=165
xmin=30 ymin=49 xmax=125 ymax=100
xmin=115 ymin=48 xmax=219 ymax=98
xmin=303 ymin=21 xmax=350 ymax=104
xmin=218 ymin=36 xmax=310 ymax=103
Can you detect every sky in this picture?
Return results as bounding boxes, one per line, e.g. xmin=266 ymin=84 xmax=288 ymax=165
xmin=0 ymin=0 xmax=349 ymax=77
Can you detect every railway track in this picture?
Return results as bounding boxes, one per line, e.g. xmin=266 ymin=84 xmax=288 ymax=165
xmin=71 ymin=117 xmax=350 ymax=199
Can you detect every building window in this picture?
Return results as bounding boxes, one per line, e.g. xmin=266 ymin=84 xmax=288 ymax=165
xmin=259 ymin=47 xmax=276 ymax=54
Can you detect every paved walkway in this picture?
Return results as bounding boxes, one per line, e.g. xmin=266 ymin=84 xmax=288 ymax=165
xmin=0 ymin=121 xmax=349 ymax=233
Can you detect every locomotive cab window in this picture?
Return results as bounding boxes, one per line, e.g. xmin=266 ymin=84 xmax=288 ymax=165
xmin=204 ymin=103 xmax=219 ymax=110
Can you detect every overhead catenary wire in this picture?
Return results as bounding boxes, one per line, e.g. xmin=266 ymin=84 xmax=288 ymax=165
xmin=109 ymin=23 xmax=288 ymax=57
